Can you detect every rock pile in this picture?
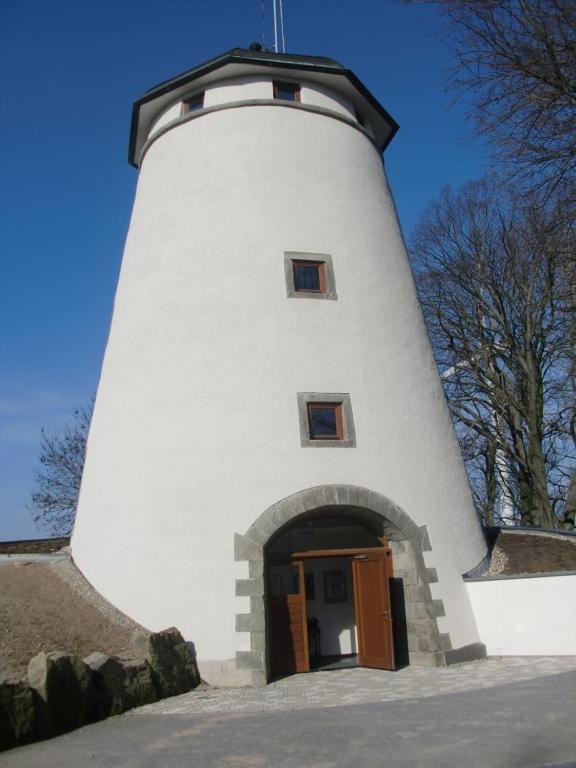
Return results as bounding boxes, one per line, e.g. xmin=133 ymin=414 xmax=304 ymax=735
xmin=0 ymin=627 xmax=200 ymax=751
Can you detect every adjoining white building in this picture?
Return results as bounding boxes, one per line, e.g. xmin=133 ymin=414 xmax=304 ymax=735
xmin=72 ymin=47 xmax=488 ymax=686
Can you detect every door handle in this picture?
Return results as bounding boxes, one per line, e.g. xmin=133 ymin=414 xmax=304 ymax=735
xmin=382 ymin=610 xmax=391 ymax=618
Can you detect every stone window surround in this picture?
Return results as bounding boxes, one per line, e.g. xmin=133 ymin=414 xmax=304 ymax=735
xmin=234 ymin=484 xmax=487 ymax=685
xmin=297 ymin=392 xmax=356 ymax=448
xmin=284 ymin=251 xmax=337 ymax=300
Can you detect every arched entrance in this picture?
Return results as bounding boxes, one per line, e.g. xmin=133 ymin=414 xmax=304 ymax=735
xmin=234 ymin=485 xmax=449 ymax=684
xmin=266 ymin=512 xmax=395 ymax=675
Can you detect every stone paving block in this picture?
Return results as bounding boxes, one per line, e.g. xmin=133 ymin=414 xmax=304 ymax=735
xmin=250 ymin=631 xmax=266 ymax=652
xmin=127 ymin=657 xmax=576 ymax=719
xmin=405 ymin=601 xmax=435 ymax=620
xmin=234 ymin=534 xmax=263 ymax=563
xmin=250 ymin=595 xmax=265 ymax=615
xmin=236 ymin=652 xmax=265 ymax=670
xmin=248 ymin=560 xmax=264 ymax=579
xmin=235 ymin=613 xmax=264 ymax=632
xmin=404 ymin=584 xmax=430 ymax=603
xmin=235 ymin=578 xmax=264 ymax=597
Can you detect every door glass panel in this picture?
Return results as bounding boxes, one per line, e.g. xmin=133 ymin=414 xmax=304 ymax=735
xmin=294 ymin=263 xmax=321 ymax=291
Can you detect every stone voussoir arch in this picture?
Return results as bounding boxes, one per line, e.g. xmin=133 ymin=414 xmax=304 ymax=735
xmin=234 ymin=484 xmax=450 ymax=684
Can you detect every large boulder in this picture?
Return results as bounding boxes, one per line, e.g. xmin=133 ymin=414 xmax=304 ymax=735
xmin=84 ymin=652 xmax=157 ymax=715
xmin=131 ymin=627 xmax=200 ymax=698
xmin=27 ymin=651 xmax=97 ymax=737
xmin=0 ymin=680 xmax=36 ymax=751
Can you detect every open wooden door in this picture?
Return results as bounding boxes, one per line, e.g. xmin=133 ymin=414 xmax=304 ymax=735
xmin=268 ymin=560 xmax=310 ymax=676
xmin=352 ymin=551 xmax=395 ymax=670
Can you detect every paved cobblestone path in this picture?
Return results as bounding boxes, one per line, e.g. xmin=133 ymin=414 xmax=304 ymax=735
xmin=2 ymin=657 xmax=576 ymax=768
xmin=128 ymin=656 xmax=576 ymax=716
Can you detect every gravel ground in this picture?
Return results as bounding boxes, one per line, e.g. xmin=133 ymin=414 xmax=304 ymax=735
xmin=0 ymin=557 xmax=146 ymax=682
xmin=0 ymin=538 xmax=69 ymax=555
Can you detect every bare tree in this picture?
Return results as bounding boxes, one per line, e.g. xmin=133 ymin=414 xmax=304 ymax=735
xmin=411 ymin=178 xmax=575 ymax=528
xmin=30 ymin=402 xmax=93 ymax=536
xmin=414 ymin=0 xmax=576 ymax=201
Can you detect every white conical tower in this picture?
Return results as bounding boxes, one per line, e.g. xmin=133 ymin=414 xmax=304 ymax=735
xmin=73 ymin=48 xmax=487 ymax=685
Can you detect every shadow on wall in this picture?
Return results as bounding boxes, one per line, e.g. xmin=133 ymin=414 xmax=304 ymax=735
xmin=391 ymin=577 xmax=409 ymax=668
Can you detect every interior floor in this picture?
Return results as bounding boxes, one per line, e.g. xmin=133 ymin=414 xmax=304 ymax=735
xmin=310 ymin=654 xmax=359 ymax=671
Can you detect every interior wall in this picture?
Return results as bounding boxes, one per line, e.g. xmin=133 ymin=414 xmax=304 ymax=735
xmin=304 ymin=557 xmax=357 ymax=657
xmin=267 ymin=556 xmax=358 ymax=657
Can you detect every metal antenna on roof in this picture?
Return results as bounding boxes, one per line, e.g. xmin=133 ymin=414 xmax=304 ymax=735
xmin=272 ymin=0 xmax=278 ymax=53
xmin=279 ymin=0 xmax=287 ymax=52
xmin=260 ymin=0 xmax=267 ymax=50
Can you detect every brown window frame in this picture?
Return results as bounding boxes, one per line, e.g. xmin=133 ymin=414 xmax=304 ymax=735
xmin=181 ymin=92 xmax=205 ymax=115
xmin=307 ymin=402 xmax=344 ymax=441
xmin=273 ymin=80 xmax=301 ymax=102
xmin=292 ymin=260 xmax=326 ymax=294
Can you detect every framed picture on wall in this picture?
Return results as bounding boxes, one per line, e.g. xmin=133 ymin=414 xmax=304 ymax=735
xmin=323 ymin=570 xmax=347 ymax=603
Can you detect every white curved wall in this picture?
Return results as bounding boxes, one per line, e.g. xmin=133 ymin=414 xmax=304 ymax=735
xmin=300 ymin=82 xmax=355 ymax=118
xmin=73 ymin=92 xmax=486 ymax=667
xmin=467 ymin=574 xmax=576 ymax=655
xmin=203 ymin=76 xmax=274 ymax=108
xmin=147 ymin=76 xmax=360 ymax=142
xmin=149 ymin=102 xmax=181 ymax=137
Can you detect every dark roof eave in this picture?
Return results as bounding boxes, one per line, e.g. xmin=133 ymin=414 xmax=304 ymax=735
xmin=128 ymin=48 xmax=399 ymax=167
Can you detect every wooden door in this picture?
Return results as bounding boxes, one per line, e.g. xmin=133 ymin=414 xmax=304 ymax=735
xmin=268 ymin=560 xmax=310 ymax=675
xmin=352 ymin=551 xmax=395 ymax=670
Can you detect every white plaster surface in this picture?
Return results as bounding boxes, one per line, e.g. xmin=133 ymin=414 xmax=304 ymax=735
xmin=466 ymin=574 xmax=576 ymax=655
xmin=146 ymin=77 xmax=363 ymax=144
xmin=203 ymin=76 xmax=272 ymax=108
xmin=148 ymin=102 xmax=181 ymax=138
xmin=299 ymin=83 xmax=355 ymax=119
xmin=73 ymin=79 xmax=487 ymax=672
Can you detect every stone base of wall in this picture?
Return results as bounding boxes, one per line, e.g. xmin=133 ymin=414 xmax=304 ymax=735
xmin=444 ymin=642 xmax=487 ymax=665
xmin=198 ymin=658 xmax=266 ymax=687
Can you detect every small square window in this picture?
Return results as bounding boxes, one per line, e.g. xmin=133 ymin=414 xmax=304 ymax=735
xmin=293 ymin=261 xmax=326 ymax=293
xmin=297 ymin=393 xmax=356 ymax=448
xmin=284 ymin=252 xmax=337 ymax=301
xmin=273 ymin=81 xmax=301 ymax=102
xmin=307 ymin=402 xmax=343 ymax=440
xmin=181 ymin=93 xmax=205 ymax=115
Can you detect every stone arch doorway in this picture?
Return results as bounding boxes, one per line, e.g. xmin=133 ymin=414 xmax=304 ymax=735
xmin=266 ymin=511 xmax=395 ymax=675
xmin=234 ymin=485 xmax=450 ymax=684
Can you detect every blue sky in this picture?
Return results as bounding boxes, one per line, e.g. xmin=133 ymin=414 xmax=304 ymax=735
xmin=0 ymin=0 xmax=490 ymax=540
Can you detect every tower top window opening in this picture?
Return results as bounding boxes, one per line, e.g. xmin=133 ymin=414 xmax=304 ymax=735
xmin=307 ymin=402 xmax=344 ymax=441
xmin=293 ymin=260 xmax=326 ymax=293
xmin=273 ymin=81 xmax=301 ymax=102
xmin=181 ymin=92 xmax=205 ymax=115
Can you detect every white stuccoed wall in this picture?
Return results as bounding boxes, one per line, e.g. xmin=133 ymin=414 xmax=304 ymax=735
xmin=466 ymin=574 xmax=576 ymax=655
xmin=149 ymin=77 xmax=358 ymax=139
xmin=72 ymin=74 xmax=487 ymax=671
